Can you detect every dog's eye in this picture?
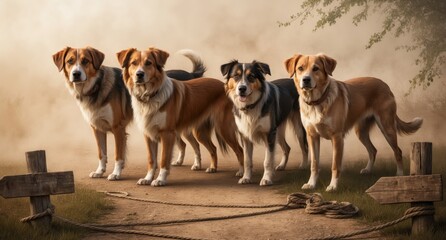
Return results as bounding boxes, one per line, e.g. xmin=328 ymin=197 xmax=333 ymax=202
xmin=81 ymin=59 xmax=89 ymax=65
xmin=247 ymin=75 xmax=256 ymax=81
xmin=312 ymin=66 xmax=319 ymax=72
xmin=145 ymin=60 xmax=152 ymax=66
xmin=67 ymin=58 xmax=74 ymax=65
xmin=131 ymin=61 xmax=138 ymax=66
xmin=298 ymin=66 xmax=304 ymax=72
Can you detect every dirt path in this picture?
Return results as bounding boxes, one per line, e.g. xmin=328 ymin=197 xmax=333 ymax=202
xmin=73 ymin=154 xmax=382 ymax=240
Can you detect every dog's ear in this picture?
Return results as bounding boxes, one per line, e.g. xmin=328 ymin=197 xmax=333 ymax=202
xmin=318 ymin=54 xmax=337 ymax=76
xmin=86 ymin=47 xmax=105 ymax=70
xmin=116 ymin=48 xmax=136 ymax=68
xmin=252 ymin=61 xmax=271 ymax=76
xmin=220 ymin=60 xmax=239 ymax=78
xmin=149 ymin=47 xmax=169 ymax=70
xmin=284 ymin=54 xmax=302 ymax=78
xmin=52 ymin=47 xmax=71 ymax=72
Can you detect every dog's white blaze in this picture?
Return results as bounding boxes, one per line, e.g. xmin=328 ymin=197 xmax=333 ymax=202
xmin=79 ymin=103 xmax=114 ymax=132
xmin=69 ymin=64 xmax=87 ymax=82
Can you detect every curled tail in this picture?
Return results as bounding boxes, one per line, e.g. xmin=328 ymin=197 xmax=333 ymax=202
xmin=396 ymin=116 xmax=423 ymax=135
xmin=177 ymin=49 xmax=206 ymax=78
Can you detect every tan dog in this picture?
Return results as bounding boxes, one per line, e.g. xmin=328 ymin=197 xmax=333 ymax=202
xmin=284 ymin=53 xmax=423 ymax=191
xmin=116 ymin=47 xmax=243 ymax=186
xmin=53 ymin=47 xmax=133 ymax=180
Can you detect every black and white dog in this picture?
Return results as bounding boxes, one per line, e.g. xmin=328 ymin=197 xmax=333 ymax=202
xmin=221 ymin=60 xmax=308 ymax=185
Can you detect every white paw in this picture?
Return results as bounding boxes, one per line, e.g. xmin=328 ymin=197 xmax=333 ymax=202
xmin=235 ymin=170 xmax=244 ymax=177
xmin=275 ymin=164 xmax=286 ymax=171
xmin=89 ymin=172 xmax=104 ymax=178
xmin=137 ymin=178 xmax=152 ymax=185
xmin=151 ymin=179 xmax=166 ymax=187
xmin=326 ymin=185 xmax=337 ymax=192
xmin=191 ymin=164 xmax=201 ymax=171
xmin=260 ymin=178 xmax=273 ymax=186
xmin=238 ymin=178 xmax=252 ymax=184
xmin=171 ymin=160 xmax=183 ymax=166
xmin=107 ymin=173 xmax=120 ymax=181
xmin=302 ymin=183 xmax=315 ymax=190
xmin=205 ymin=167 xmax=217 ymax=173
xmin=360 ymin=168 xmax=371 ymax=174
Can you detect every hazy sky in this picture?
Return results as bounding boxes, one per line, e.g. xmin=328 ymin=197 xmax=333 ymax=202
xmin=0 ymin=0 xmax=441 ymax=166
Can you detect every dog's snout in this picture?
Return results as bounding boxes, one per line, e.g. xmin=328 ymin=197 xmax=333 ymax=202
xmin=72 ymin=71 xmax=81 ymax=81
xmin=238 ymin=85 xmax=247 ymax=94
xmin=135 ymin=71 xmax=145 ymax=83
xmin=302 ymin=76 xmax=311 ymax=84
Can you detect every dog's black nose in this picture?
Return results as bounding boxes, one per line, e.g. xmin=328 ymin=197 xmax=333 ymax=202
xmin=136 ymin=71 xmax=145 ymax=79
xmin=238 ymin=85 xmax=247 ymax=94
xmin=72 ymin=71 xmax=81 ymax=81
xmin=302 ymin=76 xmax=311 ymax=85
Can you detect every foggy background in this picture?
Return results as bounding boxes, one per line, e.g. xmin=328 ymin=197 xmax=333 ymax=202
xmin=0 ymin=0 xmax=443 ymax=172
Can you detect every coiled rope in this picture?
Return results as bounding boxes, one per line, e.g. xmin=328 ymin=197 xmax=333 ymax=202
xmin=19 ymin=191 xmax=433 ymax=239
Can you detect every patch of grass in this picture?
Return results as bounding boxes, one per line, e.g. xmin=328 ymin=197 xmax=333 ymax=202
xmin=0 ymin=165 xmax=113 ymax=240
xmin=279 ymin=145 xmax=446 ymax=239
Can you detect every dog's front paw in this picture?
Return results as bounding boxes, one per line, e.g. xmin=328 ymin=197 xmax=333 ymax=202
xmin=137 ymin=178 xmax=152 ymax=185
xmin=205 ymin=167 xmax=217 ymax=173
xmin=191 ymin=164 xmax=201 ymax=171
xmin=326 ymin=185 xmax=338 ymax=192
xmin=275 ymin=164 xmax=286 ymax=171
xmin=301 ymin=183 xmax=315 ymax=190
xmin=260 ymin=178 xmax=273 ymax=186
xmin=238 ymin=178 xmax=252 ymax=184
xmin=89 ymin=172 xmax=104 ymax=178
xmin=151 ymin=179 xmax=166 ymax=187
xmin=107 ymin=173 xmax=121 ymax=181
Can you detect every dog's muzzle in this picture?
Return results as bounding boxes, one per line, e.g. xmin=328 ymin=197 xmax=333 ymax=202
xmin=301 ymin=76 xmax=313 ymax=89
xmin=72 ymin=70 xmax=82 ymax=83
xmin=135 ymin=71 xmax=145 ymax=84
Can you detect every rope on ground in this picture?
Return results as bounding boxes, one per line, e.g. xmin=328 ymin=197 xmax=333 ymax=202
xmin=29 ymin=191 xmax=435 ymax=240
xmin=306 ymin=205 xmax=435 ymax=240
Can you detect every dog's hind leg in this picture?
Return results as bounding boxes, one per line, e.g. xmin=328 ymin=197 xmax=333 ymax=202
xmin=184 ymin=132 xmax=202 ymax=170
xmin=172 ymin=134 xmax=186 ymax=166
xmin=290 ymin=111 xmax=309 ymax=169
xmin=90 ymin=127 xmax=107 ymax=178
xmin=194 ymin=126 xmax=218 ymax=173
xmin=215 ymin=115 xmax=244 ymax=177
xmin=108 ymin=127 xmax=127 ymax=180
xmin=376 ymin=112 xmax=404 ymax=176
xmin=355 ymin=117 xmax=377 ymax=174
xmin=275 ymin=124 xmax=290 ymax=171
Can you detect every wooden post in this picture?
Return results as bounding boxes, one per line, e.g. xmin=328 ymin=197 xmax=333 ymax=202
xmin=26 ymin=150 xmax=52 ymax=233
xmin=410 ymin=142 xmax=434 ymax=235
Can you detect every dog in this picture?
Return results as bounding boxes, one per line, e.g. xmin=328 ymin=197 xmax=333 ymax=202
xmin=284 ymin=53 xmax=423 ymax=191
xmin=116 ymin=47 xmax=244 ymax=186
xmin=221 ymin=60 xmax=308 ymax=186
xmin=52 ymin=46 xmax=206 ymax=180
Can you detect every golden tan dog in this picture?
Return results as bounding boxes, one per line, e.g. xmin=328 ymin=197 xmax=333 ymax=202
xmin=285 ymin=53 xmax=423 ymax=191
xmin=116 ymin=47 xmax=243 ymax=186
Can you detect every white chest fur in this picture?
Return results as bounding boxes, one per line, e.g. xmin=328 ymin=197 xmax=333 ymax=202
xmin=235 ymin=112 xmax=271 ymax=142
xmin=132 ymin=97 xmax=166 ymax=139
xmin=78 ymin=102 xmax=114 ymax=132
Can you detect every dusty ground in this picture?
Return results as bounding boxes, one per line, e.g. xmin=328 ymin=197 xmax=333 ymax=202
xmin=70 ymin=152 xmax=383 ymax=240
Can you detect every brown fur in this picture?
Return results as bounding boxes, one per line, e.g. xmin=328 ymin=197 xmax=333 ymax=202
xmin=117 ymin=47 xmax=243 ymax=186
xmin=284 ymin=53 xmax=423 ymax=191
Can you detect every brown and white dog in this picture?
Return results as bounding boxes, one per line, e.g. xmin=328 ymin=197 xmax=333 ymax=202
xmin=221 ymin=60 xmax=308 ymax=186
xmin=53 ymin=47 xmax=206 ymax=181
xmin=116 ymin=47 xmax=243 ymax=186
xmin=285 ymin=53 xmax=423 ymax=191
xmin=53 ymin=47 xmax=132 ymax=181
